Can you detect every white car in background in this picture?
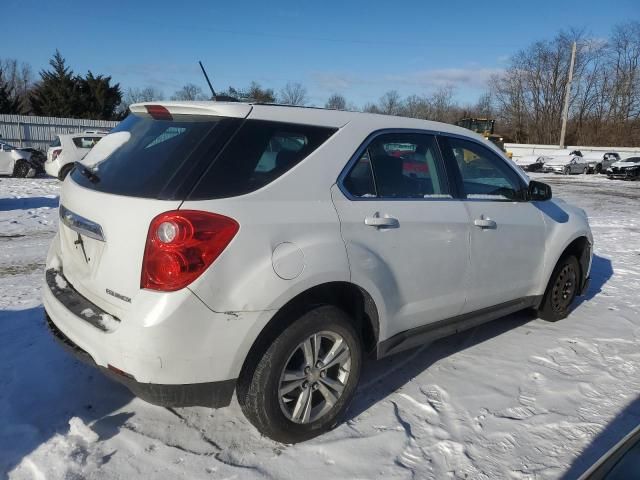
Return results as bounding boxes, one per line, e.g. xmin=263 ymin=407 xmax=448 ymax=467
xmin=542 ymin=149 xmax=588 ymax=174
xmin=513 ymin=154 xmax=550 ymax=172
xmin=45 ymin=131 xmax=108 ymax=180
xmin=583 ymin=151 xmax=620 ymax=174
xmin=0 ymin=140 xmax=35 ymax=177
xmin=44 ymin=102 xmax=593 ymax=442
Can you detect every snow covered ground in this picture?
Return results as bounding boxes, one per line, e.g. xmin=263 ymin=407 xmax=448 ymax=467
xmin=1 ymin=173 xmax=639 ymax=479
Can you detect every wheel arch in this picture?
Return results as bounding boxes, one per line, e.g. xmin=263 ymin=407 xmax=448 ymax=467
xmin=237 ymin=281 xmax=379 ymax=385
xmin=544 ymin=235 xmax=592 ymax=298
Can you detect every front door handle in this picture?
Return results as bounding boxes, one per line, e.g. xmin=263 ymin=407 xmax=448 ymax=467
xmin=474 ymin=218 xmax=497 ymax=229
xmin=365 ymin=213 xmax=399 ymax=228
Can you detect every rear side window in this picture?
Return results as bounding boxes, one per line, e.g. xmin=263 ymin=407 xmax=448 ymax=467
xmin=343 ymin=133 xmax=450 ymax=199
xmin=189 ymin=120 xmax=336 ymax=200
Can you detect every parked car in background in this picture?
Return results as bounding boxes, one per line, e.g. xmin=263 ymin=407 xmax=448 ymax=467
xmin=0 ymin=141 xmax=37 ymax=177
xmin=607 ymin=156 xmax=640 ymax=180
xmin=542 ymin=150 xmax=588 ymax=174
xmin=513 ymin=154 xmax=550 ymax=172
xmin=45 ymin=131 xmax=108 ymax=180
xmin=18 ymin=147 xmax=47 ymax=174
xmin=583 ymin=151 xmax=620 ymax=174
xmin=44 ymin=102 xmax=593 ymax=443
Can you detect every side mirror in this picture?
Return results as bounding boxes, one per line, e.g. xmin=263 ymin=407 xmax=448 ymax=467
xmin=528 ymin=180 xmax=552 ymax=201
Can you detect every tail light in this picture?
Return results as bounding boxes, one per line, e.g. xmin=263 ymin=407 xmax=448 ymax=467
xmin=141 ymin=210 xmax=239 ymax=291
xmin=52 ymin=149 xmax=62 ymax=161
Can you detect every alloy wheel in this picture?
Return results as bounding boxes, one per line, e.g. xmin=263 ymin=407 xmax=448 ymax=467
xmin=278 ymin=331 xmax=351 ymax=424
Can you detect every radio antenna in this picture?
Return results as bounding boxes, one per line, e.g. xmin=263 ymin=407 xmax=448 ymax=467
xmin=198 ymin=61 xmax=216 ymax=99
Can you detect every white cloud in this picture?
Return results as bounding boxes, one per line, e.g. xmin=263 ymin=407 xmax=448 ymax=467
xmin=309 ymin=67 xmax=503 ymax=99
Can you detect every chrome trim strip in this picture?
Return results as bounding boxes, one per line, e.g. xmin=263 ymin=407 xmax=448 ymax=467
xmin=59 ymin=205 xmax=106 ymax=242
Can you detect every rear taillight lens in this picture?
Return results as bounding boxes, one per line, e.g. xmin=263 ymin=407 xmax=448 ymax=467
xmin=141 ymin=210 xmax=239 ymax=291
xmin=52 ymin=149 xmax=62 ymax=161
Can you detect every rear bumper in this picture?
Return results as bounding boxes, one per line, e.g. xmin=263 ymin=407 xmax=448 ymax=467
xmin=44 ymin=159 xmax=60 ymax=177
xmin=46 ymin=314 xmax=236 ymax=407
xmin=42 ymin=255 xmax=260 ymax=388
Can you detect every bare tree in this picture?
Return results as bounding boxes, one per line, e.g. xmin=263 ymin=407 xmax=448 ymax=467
xmin=325 ymin=93 xmax=347 ymax=110
xmin=279 ymin=82 xmax=308 ymax=105
xmin=171 ymin=83 xmax=209 ymax=101
xmin=378 ymin=90 xmax=402 ymax=115
xmin=429 ymin=86 xmax=457 ymax=123
xmin=126 ymin=86 xmax=164 ymax=104
xmin=0 ymin=58 xmax=33 ymax=113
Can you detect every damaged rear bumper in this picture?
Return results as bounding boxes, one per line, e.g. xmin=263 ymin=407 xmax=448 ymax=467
xmin=46 ymin=314 xmax=236 ymax=407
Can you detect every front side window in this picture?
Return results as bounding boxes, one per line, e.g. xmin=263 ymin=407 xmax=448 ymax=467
xmin=440 ymin=136 xmax=525 ymax=201
xmin=343 ymin=133 xmax=449 ymax=199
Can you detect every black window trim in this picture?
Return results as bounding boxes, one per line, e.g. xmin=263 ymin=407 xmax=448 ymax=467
xmin=337 ymin=128 xmax=455 ymax=202
xmin=436 ymin=132 xmax=530 ymax=203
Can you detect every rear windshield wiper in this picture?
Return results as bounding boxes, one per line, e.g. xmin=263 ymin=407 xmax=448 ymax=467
xmin=74 ymin=162 xmax=100 ymax=183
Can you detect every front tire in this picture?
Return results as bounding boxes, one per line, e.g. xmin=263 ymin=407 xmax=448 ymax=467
xmin=237 ymin=305 xmax=362 ymax=443
xmin=537 ymin=255 xmax=580 ymax=322
xmin=583 ymin=166 xmax=588 ymax=175
xmin=13 ymin=160 xmax=30 ymax=178
xmin=564 ymin=166 xmax=570 ymax=175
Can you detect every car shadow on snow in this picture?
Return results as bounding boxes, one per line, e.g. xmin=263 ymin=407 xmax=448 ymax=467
xmin=347 ymin=308 xmax=536 ymax=421
xmin=562 ymin=395 xmax=640 ymax=479
xmin=0 ymin=306 xmax=134 ymax=476
xmin=576 ymin=253 xmax=613 ymax=306
xmin=348 ymin=254 xmax=612 ymax=423
xmin=0 ymin=196 xmax=59 ymax=212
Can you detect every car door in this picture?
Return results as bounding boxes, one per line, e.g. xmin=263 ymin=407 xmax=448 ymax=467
xmin=0 ymin=143 xmax=13 ymax=174
xmin=331 ymin=131 xmax=471 ymax=340
xmin=438 ymin=135 xmax=546 ymax=313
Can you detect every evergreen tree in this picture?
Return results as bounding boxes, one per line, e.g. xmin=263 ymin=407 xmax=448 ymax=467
xmin=30 ymin=50 xmax=79 ymax=117
xmin=77 ymin=71 xmax=122 ymax=120
xmin=0 ymin=69 xmax=21 ymax=114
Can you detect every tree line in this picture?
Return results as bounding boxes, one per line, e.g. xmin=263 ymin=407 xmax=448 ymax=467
xmin=1 ymin=20 xmax=638 ymax=146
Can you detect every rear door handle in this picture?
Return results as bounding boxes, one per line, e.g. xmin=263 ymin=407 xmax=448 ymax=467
xmin=365 ymin=214 xmax=399 ymax=228
xmin=474 ymin=218 xmax=497 ymax=229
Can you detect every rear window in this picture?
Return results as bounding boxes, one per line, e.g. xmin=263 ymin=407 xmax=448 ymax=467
xmin=70 ymin=114 xmax=336 ymax=200
xmin=72 ymin=136 xmax=102 ymax=148
xmin=50 ymin=136 xmax=61 ymax=148
xmin=189 ymin=120 xmax=336 ymax=199
xmin=70 ymin=114 xmax=241 ymax=199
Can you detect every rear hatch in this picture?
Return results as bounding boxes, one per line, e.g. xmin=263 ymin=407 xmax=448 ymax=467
xmin=56 ymin=103 xmax=251 ymax=316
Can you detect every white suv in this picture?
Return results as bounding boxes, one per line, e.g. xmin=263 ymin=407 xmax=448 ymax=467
xmin=44 ymin=102 xmax=593 ymax=442
xmin=45 ymin=131 xmax=108 ymax=179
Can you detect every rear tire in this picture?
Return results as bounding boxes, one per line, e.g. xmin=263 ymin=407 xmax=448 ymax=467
xmin=564 ymin=166 xmax=570 ymax=175
xmin=13 ymin=160 xmax=30 ymax=178
xmin=583 ymin=167 xmax=588 ymax=175
xmin=237 ymin=305 xmax=362 ymax=443
xmin=58 ymin=163 xmax=73 ymax=181
xmin=537 ymin=255 xmax=580 ymax=322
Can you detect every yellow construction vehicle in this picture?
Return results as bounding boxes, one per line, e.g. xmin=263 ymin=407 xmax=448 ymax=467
xmin=455 ymin=118 xmax=512 ymax=158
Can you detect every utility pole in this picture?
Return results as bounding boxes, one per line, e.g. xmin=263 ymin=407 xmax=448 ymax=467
xmin=559 ymin=41 xmax=576 ymax=149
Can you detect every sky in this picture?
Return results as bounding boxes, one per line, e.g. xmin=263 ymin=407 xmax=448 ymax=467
xmin=4 ymin=0 xmax=639 ymax=107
